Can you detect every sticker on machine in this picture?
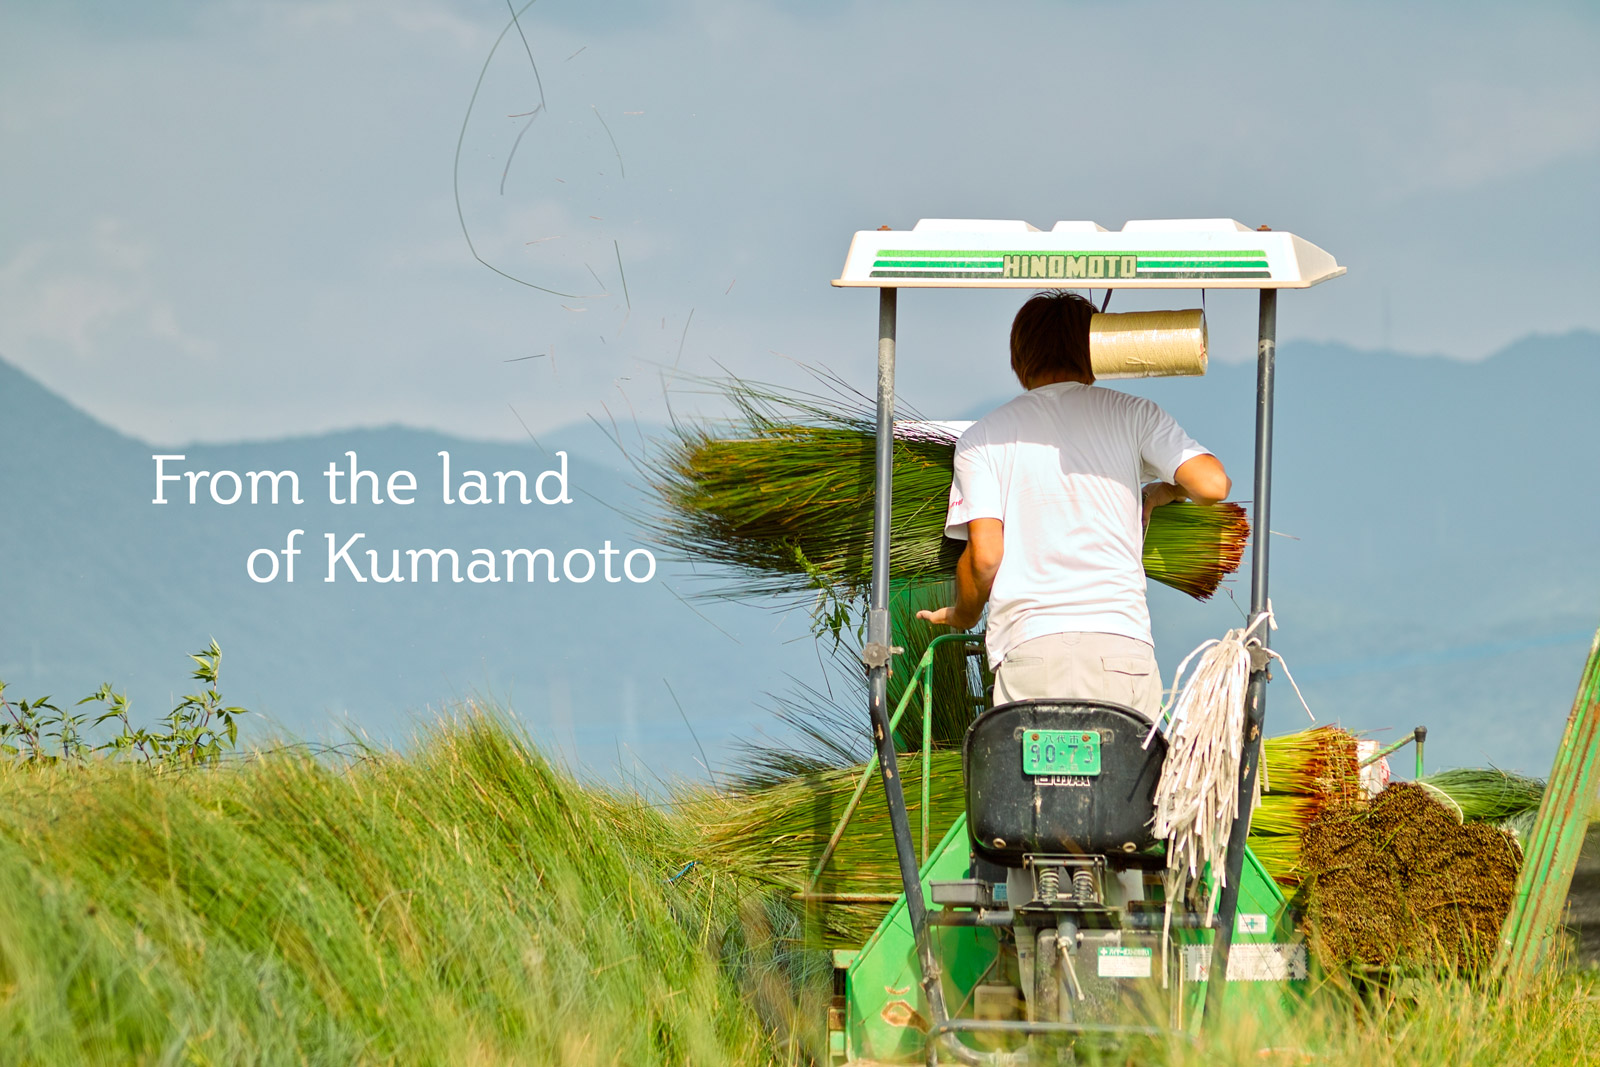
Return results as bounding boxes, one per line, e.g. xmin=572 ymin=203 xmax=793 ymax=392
xmin=1182 ymin=943 xmax=1308 ymax=982
xmin=1096 ymin=946 xmax=1153 ymax=979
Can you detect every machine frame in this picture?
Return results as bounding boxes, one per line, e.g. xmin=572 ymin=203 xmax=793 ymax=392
xmin=828 ymin=217 xmax=1344 ymax=1063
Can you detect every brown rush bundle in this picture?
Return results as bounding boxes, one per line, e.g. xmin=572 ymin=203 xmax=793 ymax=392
xmin=1263 ymin=725 xmax=1364 ymax=800
xmin=643 ymin=378 xmax=1249 ymax=602
xmin=1299 ymin=781 xmax=1521 ymax=973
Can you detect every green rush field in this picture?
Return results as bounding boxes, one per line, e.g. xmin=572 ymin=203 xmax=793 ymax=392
xmin=1 ymin=709 xmax=1597 ymax=1066
xmin=0 ymin=710 xmax=819 ymax=1066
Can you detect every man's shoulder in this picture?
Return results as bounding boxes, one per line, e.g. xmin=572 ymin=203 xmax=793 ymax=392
xmin=1083 ymin=385 xmax=1182 ymax=429
xmin=957 ymin=394 xmax=1028 ymax=444
xmin=1084 ymin=383 xmax=1160 ymax=411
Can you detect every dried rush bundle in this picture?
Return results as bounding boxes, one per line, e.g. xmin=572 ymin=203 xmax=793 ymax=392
xmin=649 ymin=417 xmax=1248 ymax=602
xmin=1301 ymin=781 xmax=1521 ymax=972
xmin=1262 ymin=725 xmax=1362 ymax=799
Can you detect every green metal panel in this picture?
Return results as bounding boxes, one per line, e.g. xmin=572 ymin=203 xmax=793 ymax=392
xmin=833 ymin=224 xmax=1346 ymax=290
xmin=842 ymin=818 xmax=1308 ymax=1061
xmin=1174 ymin=847 xmax=1308 ymax=1030
xmin=844 ymin=816 xmax=998 ymax=1063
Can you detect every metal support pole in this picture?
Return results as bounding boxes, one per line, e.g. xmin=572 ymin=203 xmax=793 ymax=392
xmin=863 ymin=287 xmax=950 ymax=1030
xmin=1206 ymin=288 xmax=1277 ymax=1020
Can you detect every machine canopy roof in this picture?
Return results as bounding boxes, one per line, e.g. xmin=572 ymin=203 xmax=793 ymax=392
xmin=832 ymin=218 xmax=1343 ymax=290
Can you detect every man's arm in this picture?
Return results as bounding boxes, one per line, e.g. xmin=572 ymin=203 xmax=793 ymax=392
xmin=916 ymin=518 xmax=1003 ymax=629
xmin=1141 ymin=454 xmax=1232 ymax=524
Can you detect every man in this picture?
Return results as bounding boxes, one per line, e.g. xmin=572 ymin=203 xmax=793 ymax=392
xmin=916 ymin=290 xmax=1229 ymax=720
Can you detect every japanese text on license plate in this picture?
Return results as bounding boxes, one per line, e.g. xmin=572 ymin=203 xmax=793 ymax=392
xmin=1022 ymin=730 xmax=1101 ymax=776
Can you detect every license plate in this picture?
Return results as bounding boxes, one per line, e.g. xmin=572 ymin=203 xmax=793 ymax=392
xmin=1022 ymin=730 xmax=1101 ymax=776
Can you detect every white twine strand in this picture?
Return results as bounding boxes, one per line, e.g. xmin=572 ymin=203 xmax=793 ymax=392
xmin=1140 ymin=606 xmax=1314 ymax=986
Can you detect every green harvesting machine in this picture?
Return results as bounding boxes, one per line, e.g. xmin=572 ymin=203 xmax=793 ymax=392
xmin=819 ymin=218 xmax=1344 ymax=1063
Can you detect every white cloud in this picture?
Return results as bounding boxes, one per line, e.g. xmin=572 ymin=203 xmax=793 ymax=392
xmin=0 ymin=220 xmax=215 ymax=361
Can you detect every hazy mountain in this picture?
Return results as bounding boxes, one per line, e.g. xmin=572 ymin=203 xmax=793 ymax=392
xmin=0 ymin=360 xmax=820 ymax=778
xmin=3 ymin=331 xmax=1597 ymax=779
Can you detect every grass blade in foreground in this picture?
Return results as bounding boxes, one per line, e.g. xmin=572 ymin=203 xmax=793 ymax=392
xmin=0 ymin=710 xmax=819 ymax=1066
xmin=4 ymin=706 xmax=1599 ymax=1064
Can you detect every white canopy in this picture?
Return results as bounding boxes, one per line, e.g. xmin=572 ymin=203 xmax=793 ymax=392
xmin=833 ymin=218 xmax=1344 ymax=290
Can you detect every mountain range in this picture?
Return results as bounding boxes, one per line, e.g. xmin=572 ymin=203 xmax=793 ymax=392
xmin=3 ymin=330 xmax=1597 ymax=779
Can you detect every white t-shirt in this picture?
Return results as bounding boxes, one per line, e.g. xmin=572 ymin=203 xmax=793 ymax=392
xmin=942 ymin=381 xmax=1210 ymax=669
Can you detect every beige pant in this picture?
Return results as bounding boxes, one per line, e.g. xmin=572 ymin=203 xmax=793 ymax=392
xmin=993 ymin=632 xmax=1163 ymax=721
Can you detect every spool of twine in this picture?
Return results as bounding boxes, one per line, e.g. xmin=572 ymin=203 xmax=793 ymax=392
xmin=1090 ymin=309 xmax=1207 ymax=379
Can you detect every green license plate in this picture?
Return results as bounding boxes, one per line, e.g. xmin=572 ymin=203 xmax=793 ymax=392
xmin=1022 ymin=730 xmax=1101 ymax=776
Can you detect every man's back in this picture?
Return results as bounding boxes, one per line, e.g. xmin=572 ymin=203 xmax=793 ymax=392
xmin=944 ymin=381 xmax=1207 ymax=670
xmin=916 ymin=289 xmax=1228 ymax=720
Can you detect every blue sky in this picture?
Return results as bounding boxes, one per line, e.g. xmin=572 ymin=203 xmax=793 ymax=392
xmin=3 ymin=0 xmax=1597 ymax=446
xmin=3 ymin=1 xmax=1598 ymax=777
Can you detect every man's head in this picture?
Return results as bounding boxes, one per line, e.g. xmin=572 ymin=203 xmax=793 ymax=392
xmin=1009 ymin=290 xmax=1095 ymax=389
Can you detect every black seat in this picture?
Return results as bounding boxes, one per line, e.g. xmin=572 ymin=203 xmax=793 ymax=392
xmin=964 ymin=699 xmax=1166 ymax=866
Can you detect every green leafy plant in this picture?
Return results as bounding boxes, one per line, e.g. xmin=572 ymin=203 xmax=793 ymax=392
xmin=0 ymin=640 xmax=247 ymax=767
xmin=0 ymin=687 xmax=70 ymax=762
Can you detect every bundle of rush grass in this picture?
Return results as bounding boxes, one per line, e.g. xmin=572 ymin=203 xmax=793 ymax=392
xmin=1245 ymin=835 xmax=1303 ymax=887
xmin=645 ymin=379 xmax=1249 ymax=602
xmin=1263 ymin=726 xmax=1363 ymax=801
xmin=1252 ymin=794 xmax=1322 ymax=837
xmin=1417 ymin=767 xmax=1545 ymax=824
xmin=687 ymin=750 xmax=968 ymax=946
xmin=1252 ymin=725 xmax=1364 ymax=887
xmin=652 ymin=423 xmax=962 ymax=599
xmin=1300 ymin=781 xmax=1520 ymax=973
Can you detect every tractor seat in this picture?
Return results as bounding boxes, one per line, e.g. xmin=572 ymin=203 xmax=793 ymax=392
xmin=964 ymin=699 xmax=1166 ymax=866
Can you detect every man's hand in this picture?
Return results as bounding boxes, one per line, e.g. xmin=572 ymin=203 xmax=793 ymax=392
xmin=915 ymin=518 xmax=1003 ymax=630
xmin=1141 ymin=482 xmax=1187 ymax=527
xmin=914 ymin=605 xmax=962 ymax=627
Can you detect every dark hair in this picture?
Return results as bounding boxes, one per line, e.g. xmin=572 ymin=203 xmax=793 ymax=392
xmin=1009 ymin=290 xmax=1095 ymax=388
